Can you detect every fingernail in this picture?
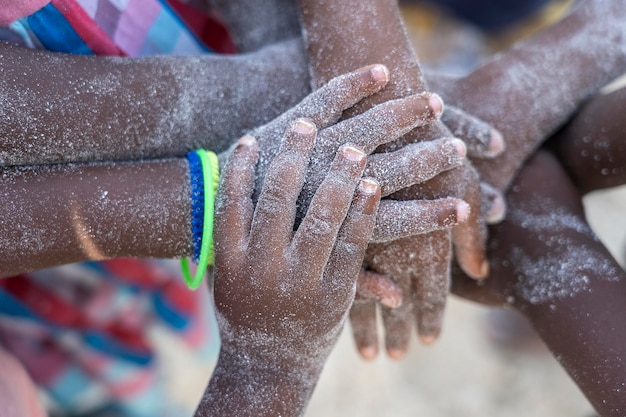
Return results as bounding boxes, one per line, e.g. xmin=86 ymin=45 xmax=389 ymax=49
xmin=387 ymin=348 xmax=407 ymax=360
xmin=479 ymin=260 xmax=490 ymax=278
xmin=451 ymin=138 xmax=467 ymax=159
xmin=342 ymin=145 xmax=366 ymax=162
xmin=238 ymin=135 xmax=256 ymax=147
xmin=370 ymin=64 xmax=389 ymax=83
xmin=292 ymin=119 xmax=316 ymax=135
xmin=359 ymin=178 xmax=379 ymax=194
xmin=360 ymin=345 xmax=378 ymax=361
xmin=381 ymin=294 xmax=402 ymax=309
xmin=487 ymin=129 xmax=505 ymax=156
xmin=456 ymin=200 xmax=471 ymax=223
xmin=420 ymin=334 xmax=439 ymax=345
xmin=485 ymin=193 xmax=507 ymax=224
xmin=428 ymin=93 xmax=444 ymax=117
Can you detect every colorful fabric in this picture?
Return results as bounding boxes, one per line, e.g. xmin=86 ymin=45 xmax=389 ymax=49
xmin=3 ymin=0 xmax=235 ymax=55
xmin=0 ymin=2 xmax=233 ymax=416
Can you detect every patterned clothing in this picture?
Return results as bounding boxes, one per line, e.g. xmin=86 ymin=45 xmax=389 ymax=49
xmin=0 ymin=2 xmax=233 ymax=416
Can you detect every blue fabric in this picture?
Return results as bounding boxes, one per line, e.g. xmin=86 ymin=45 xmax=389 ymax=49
xmin=27 ymin=4 xmax=93 ymax=54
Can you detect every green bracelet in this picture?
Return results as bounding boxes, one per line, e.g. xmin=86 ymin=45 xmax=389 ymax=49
xmin=181 ymin=149 xmax=219 ymax=290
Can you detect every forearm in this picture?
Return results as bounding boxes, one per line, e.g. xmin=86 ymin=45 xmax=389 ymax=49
xmin=517 ymin=251 xmax=626 ymax=417
xmin=447 ymin=0 xmax=626 ymax=190
xmin=197 ymin=347 xmax=325 ymax=417
xmin=0 ymin=39 xmax=309 ymax=165
xmin=0 ymin=159 xmax=193 ymax=277
xmin=299 ymin=0 xmax=427 ymax=104
xmin=550 ymin=87 xmax=626 ymax=194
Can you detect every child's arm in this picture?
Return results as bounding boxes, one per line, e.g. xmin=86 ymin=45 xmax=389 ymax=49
xmin=0 ymin=159 xmax=193 ymax=277
xmin=0 ymin=39 xmax=310 ymax=165
xmin=297 ymin=0 xmax=491 ymax=352
xmin=196 ymin=123 xmax=378 ymax=416
xmin=450 ymin=150 xmax=626 ymax=417
xmin=0 ymin=68 xmax=466 ymax=278
xmin=430 ymin=0 xmax=626 ymax=192
xmin=549 ymin=86 xmax=626 ymax=193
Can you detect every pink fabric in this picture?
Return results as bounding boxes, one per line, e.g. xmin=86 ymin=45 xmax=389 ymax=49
xmin=0 ymin=0 xmax=50 ymax=25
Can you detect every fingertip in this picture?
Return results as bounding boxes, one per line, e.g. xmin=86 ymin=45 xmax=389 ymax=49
xmin=387 ymin=348 xmax=407 ymax=360
xmin=419 ymin=331 xmax=440 ymax=345
xmin=428 ymin=93 xmax=444 ymax=118
xmin=370 ymin=64 xmax=390 ymax=83
xmin=238 ymin=135 xmax=257 ymax=148
xmin=485 ymin=193 xmax=507 ymax=224
xmin=291 ymin=118 xmax=317 ymax=135
xmin=359 ymin=177 xmax=380 ymax=195
xmin=479 ymin=260 xmax=490 ymax=278
xmin=486 ymin=129 xmax=505 ymax=157
xmin=455 ymin=200 xmax=471 ymax=224
xmin=359 ymin=345 xmax=379 ymax=361
xmin=451 ymin=138 xmax=467 ymax=159
xmin=381 ymin=293 xmax=402 ymax=309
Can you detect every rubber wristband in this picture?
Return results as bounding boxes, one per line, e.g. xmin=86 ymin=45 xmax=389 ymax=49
xmin=181 ymin=149 xmax=218 ymax=290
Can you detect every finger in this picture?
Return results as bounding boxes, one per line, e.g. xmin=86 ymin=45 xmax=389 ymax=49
xmin=480 ymin=182 xmax=507 ymax=224
xmin=412 ymin=231 xmax=452 ymax=344
xmin=293 ymin=64 xmax=390 ymax=127
xmin=382 ymin=300 xmax=413 ymax=360
xmin=214 ymin=136 xmax=259 ymax=263
xmin=349 ymin=299 xmax=380 ymax=360
xmin=453 ymin=171 xmax=489 ymax=279
xmin=365 ymin=137 xmax=466 ymax=197
xmin=319 ymin=93 xmax=444 ymax=154
xmin=325 ymin=178 xmax=381 ymax=291
xmin=442 ymin=106 xmax=504 ymax=158
xmin=356 ymin=269 xmax=402 ymax=308
xmin=248 ymin=120 xmax=317 ymax=258
xmin=290 ymin=145 xmax=367 ymax=278
xmin=371 ymin=198 xmax=470 ymax=243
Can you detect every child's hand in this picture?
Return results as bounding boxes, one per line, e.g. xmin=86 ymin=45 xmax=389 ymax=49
xmin=199 ymin=121 xmax=379 ymax=416
xmin=246 ymin=64 xmax=470 ymax=242
xmin=427 ymin=0 xmax=626 ymax=192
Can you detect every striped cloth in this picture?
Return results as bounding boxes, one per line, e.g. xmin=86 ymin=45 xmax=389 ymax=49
xmin=4 ymin=0 xmax=235 ymax=55
xmin=0 ymin=1 xmax=233 ymax=416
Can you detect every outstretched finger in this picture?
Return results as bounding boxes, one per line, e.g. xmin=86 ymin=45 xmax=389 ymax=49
xmin=248 ymin=120 xmax=317 ymax=259
xmin=442 ymin=106 xmax=504 ymax=158
xmin=412 ymin=230 xmax=452 ymax=344
xmin=349 ymin=299 xmax=380 ymax=360
xmin=371 ymin=198 xmax=470 ymax=243
xmin=292 ymin=64 xmax=390 ymax=128
xmin=365 ymin=138 xmax=466 ymax=197
xmin=452 ymin=169 xmax=489 ymax=279
xmin=319 ymin=93 xmax=444 ymax=155
xmin=289 ymin=145 xmax=367 ymax=278
xmin=324 ymin=178 xmax=381 ymax=299
xmin=214 ymin=136 xmax=259 ymax=263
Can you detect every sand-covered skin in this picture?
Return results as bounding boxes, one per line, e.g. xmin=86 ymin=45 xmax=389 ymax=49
xmin=299 ymin=0 xmax=491 ymax=353
xmin=433 ymin=0 xmax=626 ymax=192
xmin=0 ymin=39 xmax=310 ymax=165
xmin=198 ymin=125 xmax=377 ymax=416
xmin=451 ymin=151 xmax=626 ymax=416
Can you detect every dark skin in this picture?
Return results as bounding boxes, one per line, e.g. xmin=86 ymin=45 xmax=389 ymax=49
xmin=0 ymin=66 xmax=468 ymax=278
xmin=330 ymin=0 xmax=626 ymax=357
xmin=298 ymin=0 xmax=496 ymax=352
xmin=451 ymin=150 xmax=626 ymax=417
xmin=356 ymin=87 xmax=626 ymax=415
